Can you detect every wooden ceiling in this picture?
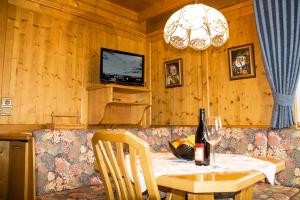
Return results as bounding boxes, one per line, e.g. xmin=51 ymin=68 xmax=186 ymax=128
xmin=106 ymin=0 xmax=250 ymax=21
xmin=107 ymin=0 xmax=155 ymax=12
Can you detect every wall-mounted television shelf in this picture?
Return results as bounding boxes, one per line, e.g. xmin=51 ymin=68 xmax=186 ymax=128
xmin=87 ymin=84 xmax=151 ymax=126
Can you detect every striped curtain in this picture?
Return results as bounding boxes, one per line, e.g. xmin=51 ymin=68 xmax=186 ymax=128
xmin=253 ymin=0 xmax=300 ymax=128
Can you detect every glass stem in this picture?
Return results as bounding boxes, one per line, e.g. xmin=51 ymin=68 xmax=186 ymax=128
xmin=212 ymin=145 xmax=215 ymax=167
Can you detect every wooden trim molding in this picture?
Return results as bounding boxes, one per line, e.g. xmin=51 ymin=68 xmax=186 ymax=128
xmin=0 ymin=124 xmax=46 ymax=134
xmin=9 ymin=0 xmax=146 ymax=37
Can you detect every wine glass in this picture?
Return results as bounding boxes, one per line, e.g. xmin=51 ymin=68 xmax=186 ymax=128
xmin=204 ymin=116 xmax=222 ymax=168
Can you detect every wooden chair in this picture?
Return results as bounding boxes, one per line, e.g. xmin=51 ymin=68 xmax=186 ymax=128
xmin=92 ymin=129 xmax=161 ymax=200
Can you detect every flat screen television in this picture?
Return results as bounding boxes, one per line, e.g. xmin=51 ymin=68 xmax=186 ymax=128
xmin=100 ymin=48 xmax=144 ymax=86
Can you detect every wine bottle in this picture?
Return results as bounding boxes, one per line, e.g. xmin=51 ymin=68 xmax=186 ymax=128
xmin=194 ymin=108 xmax=210 ymax=166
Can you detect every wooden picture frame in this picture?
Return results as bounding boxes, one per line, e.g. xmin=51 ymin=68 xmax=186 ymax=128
xmin=228 ymin=43 xmax=256 ymax=80
xmin=165 ymin=58 xmax=183 ymax=88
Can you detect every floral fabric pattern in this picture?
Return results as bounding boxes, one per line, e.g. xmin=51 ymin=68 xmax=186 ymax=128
xmin=33 ymin=129 xmax=102 ymax=195
xmin=126 ymin=128 xmax=171 ymax=152
xmin=171 ymin=126 xmax=197 ymax=141
xmin=33 ymin=127 xmax=300 ymax=199
xmin=267 ymin=128 xmax=300 ymax=189
xmin=171 ymin=127 xmax=268 ymax=157
xmin=215 ymin=128 xmax=268 ymax=157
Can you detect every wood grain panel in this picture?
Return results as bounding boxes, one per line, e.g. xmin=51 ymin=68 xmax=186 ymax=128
xmin=0 ymin=0 xmax=8 ymax=124
xmin=206 ymin=3 xmax=272 ymax=126
xmin=148 ymin=1 xmax=272 ymax=126
xmin=0 ymin=141 xmax=9 ymax=200
xmin=0 ymin=1 xmax=147 ymax=125
xmin=149 ymin=35 xmax=203 ymax=125
xmin=12 ymin=0 xmax=144 ymax=33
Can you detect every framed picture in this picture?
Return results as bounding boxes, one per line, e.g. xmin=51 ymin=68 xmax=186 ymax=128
xmin=2 ymin=97 xmax=12 ymax=107
xmin=165 ymin=58 xmax=183 ymax=88
xmin=228 ymin=43 xmax=256 ymax=80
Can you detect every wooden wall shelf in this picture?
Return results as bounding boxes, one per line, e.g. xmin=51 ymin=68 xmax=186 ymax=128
xmin=87 ymin=84 xmax=151 ymax=126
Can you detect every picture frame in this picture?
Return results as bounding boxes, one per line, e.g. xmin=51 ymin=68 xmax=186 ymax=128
xmin=165 ymin=58 xmax=183 ymax=88
xmin=228 ymin=43 xmax=256 ymax=80
xmin=2 ymin=97 xmax=12 ymax=107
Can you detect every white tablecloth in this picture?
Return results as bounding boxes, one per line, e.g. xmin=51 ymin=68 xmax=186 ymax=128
xmin=125 ymin=153 xmax=276 ymax=192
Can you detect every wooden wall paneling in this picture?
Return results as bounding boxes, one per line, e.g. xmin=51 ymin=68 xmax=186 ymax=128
xmin=149 ymin=34 xmax=203 ymax=125
xmin=79 ymin=22 xmax=90 ymax=124
xmin=55 ymin=19 xmax=81 ymax=123
xmin=145 ymin=39 xmax=152 ymax=127
xmin=41 ymin=17 xmax=58 ymax=123
xmin=149 ymin=36 xmax=167 ymax=124
xmin=201 ymin=50 xmax=210 ymax=117
xmin=75 ymin=20 xmax=86 ymax=124
xmin=0 ymin=1 xmax=147 ymax=125
xmin=1 ymin=5 xmax=17 ymax=124
xmin=148 ymin=1 xmax=272 ymax=127
xmin=206 ymin=2 xmax=272 ymax=126
xmin=0 ymin=0 xmax=8 ymax=124
xmin=22 ymin=8 xmax=44 ymax=124
xmin=13 ymin=0 xmax=145 ymax=33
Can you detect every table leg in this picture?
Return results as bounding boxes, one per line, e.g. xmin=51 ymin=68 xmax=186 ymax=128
xmin=168 ymin=189 xmax=186 ymax=200
xmin=187 ymin=193 xmax=214 ymax=200
xmin=235 ymin=185 xmax=253 ymax=200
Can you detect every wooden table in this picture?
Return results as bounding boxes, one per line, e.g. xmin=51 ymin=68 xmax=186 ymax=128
xmin=156 ymin=157 xmax=285 ymax=200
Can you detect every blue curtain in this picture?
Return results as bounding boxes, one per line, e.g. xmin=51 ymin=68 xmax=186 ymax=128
xmin=253 ymin=0 xmax=300 ymax=128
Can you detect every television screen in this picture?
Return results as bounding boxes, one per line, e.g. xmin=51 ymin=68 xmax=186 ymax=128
xmin=100 ymin=48 xmax=144 ymax=86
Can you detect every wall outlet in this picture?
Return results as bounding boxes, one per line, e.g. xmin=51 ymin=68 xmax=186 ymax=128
xmin=1 ymin=97 xmax=13 ymax=116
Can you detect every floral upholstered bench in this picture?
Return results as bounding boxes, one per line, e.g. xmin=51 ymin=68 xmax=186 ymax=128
xmin=172 ymin=127 xmax=300 ymax=200
xmin=33 ymin=128 xmax=171 ymax=199
xmin=33 ymin=127 xmax=300 ymax=200
xmin=33 ymin=129 xmax=106 ymax=199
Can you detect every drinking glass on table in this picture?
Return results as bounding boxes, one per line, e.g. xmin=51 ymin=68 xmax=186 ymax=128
xmin=204 ymin=116 xmax=222 ymax=168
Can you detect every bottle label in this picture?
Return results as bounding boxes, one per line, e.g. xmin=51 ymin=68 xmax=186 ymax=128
xmin=194 ymin=143 xmax=204 ymax=162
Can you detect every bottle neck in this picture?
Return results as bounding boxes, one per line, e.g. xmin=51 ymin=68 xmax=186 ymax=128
xmin=199 ymin=109 xmax=205 ymax=125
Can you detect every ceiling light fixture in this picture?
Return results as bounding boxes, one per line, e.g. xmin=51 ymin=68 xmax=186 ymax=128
xmin=163 ymin=3 xmax=229 ymax=50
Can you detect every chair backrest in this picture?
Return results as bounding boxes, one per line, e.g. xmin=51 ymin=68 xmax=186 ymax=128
xmin=92 ymin=129 xmax=161 ymax=200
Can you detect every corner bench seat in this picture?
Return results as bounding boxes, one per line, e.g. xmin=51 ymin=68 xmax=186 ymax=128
xmin=253 ymin=182 xmax=300 ymax=200
xmin=33 ymin=127 xmax=300 ymax=200
xmin=36 ymin=183 xmax=300 ymax=200
xmin=36 ymin=185 xmax=107 ymax=200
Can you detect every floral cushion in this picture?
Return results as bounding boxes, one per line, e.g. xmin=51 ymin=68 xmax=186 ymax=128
xmin=171 ymin=127 xmax=268 ymax=157
xmin=267 ymin=128 xmax=300 ymax=188
xmin=215 ymin=128 xmax=268 ymax=157
xmin=171 ymin=126 xmax=197 ymax=141
xmin=33 ymin=129 xmax=102 ymax=195
xmin=253 ymin=182 xmax=299 ymax=200
xmin=36 ymin=185 xmax=106 ymax=200
xmin=214 ymin=182 xmax=300 ymax=200
xmin=126 ymin=127 xmax=171 ymax=152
